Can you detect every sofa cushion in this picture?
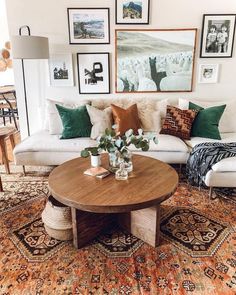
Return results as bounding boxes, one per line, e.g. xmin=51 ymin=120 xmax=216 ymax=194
xmin=56 ymin=104 xmax=92 ymax=139
xmin=111 ymin=104 xmax=141 ymax=135
xmin=86 ymin=105 xmax=112 ymax=139
xmin=46 ymin=98 xmax=90 ymax=135
xmin=130 ymin=134 xmax=189 ymax=153
xmin=189 ymin=102 xmax=226 ymax=140
xmin=185 ymin=132 xmax=236 ymax=148
xmin=14 ymin=130 xmax=97 ymax=154
xmin=160 ymin=106 xmax=198 ymax=140
xmin=212 ymin=157 xmax=236 ymax=172
xmin=179 ymin=98 xmax=236 ymax=133
xmin=91 ymin=98 xmax=168 ymax=132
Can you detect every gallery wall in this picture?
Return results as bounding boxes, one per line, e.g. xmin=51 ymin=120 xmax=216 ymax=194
xmin=5 ymin=0 xmax=236 ymax=138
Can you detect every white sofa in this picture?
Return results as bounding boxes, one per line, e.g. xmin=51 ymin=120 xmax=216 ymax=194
xmin=13 ymin=98 xmax=236 ymax=193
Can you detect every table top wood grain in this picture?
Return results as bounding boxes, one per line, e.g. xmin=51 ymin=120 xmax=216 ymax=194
xmin=48 ymin=154 xmax=179 ymax=213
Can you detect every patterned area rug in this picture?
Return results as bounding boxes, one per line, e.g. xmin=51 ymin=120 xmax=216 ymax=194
xmin=0 ymin=166 xmax=236 ymax=294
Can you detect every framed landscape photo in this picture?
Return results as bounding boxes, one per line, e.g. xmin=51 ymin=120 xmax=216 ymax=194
xmin=116 ymin=0 xmax=150 ymax=24
xmin=49 ymin=54 xmax=74 ymax=87
xmin=198 ymin=64 xmax=219 ymax=84
xmin=77 ymin=53 xmax=110 ymax=94
xmin=200 ymin=14 xmax=236 ymax=58
xmin=115 ymin=29 xmax=197 ymax=93
xmin=67 ymin=8 xmax=110 ymax=44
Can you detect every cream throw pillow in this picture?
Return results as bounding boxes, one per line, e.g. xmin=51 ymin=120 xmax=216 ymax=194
xmin=86 ymin=105 xmax=112 ymax=139
xmin=46 ymin=99 xmax=90 ymax=135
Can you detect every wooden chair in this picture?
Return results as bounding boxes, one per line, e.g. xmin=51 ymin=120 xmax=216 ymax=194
xmin=0 ymin=86 xmax=18 ymax=130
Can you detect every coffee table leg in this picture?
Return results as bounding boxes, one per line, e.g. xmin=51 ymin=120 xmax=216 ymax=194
xmin=118 ymin=205 xmax=161 ymax=247
xmin=71 ymin=208 xmax=114 ymax=249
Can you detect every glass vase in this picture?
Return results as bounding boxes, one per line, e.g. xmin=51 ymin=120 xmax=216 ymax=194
xmin=115 ymin=161 xmax=128 ymax=181
xmin=108 ymin=150 xmax=133 ymax=173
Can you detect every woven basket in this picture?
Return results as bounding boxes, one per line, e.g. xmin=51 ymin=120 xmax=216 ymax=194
xmin=42 ymin=196 xmax=73 ymax=241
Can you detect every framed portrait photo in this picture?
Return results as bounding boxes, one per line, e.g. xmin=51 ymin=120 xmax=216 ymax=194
xmin=77 ymin=53 xmax=110 ymax=94
xmin=200 ymin=14 xmax=236 ymax=58
xmin=67 ymin=8 xmax=110 ymax=44
xmin=198 ymin=64 xmax=219 ymax=84
xmin=49 ymin=54 xmax=74 ymax=87
xmin=116 ymin=0 xmax=150 ymax=24
xmin=115 ymin=29 xmax=197 ymax=93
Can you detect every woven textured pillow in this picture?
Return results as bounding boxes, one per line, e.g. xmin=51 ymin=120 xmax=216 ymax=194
xmin=160 ymin=105 xmax=198 ymax=140
xmin=111 ymin=104 xmax=141 ymax=135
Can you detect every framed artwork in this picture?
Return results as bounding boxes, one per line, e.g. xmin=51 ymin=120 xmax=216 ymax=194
xmin=49 ymin=54 xmax=74 ymax=87
xmin=77 ymin=53 xmax=110 ymax=94
xmin=198 ymin=64 xmax=219 ymax=84
xmin=200 ymin=14 xmax=236 ymax=58
xmin=116 ymin=0 xmax=150 ymax=24
xmin=115 ymin=29 xmax=197 ymax=93
xmin=67 ymin=8 xmax=110 ymax=44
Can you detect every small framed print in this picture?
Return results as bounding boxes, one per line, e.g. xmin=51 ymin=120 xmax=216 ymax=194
xmin=49 ymin=54 xmax=74 ymax=87
xmin=200 ymin=14 xmax=236 ymax=58
xmin=116 ymin=0 xmax=150 ymax=24
xmin=67 ymin=8 xmax=110 ymax=44
xmin=77 ymin=53 xmax=110 ymax=94
xmin=198 ymin=64 xmax=219 ymax=84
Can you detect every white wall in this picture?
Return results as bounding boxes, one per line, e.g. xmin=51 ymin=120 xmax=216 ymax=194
xmin=0 ymin=0 xmax=14 ymax=86
xmin=5 ymin=0 xmax=236 ymax=138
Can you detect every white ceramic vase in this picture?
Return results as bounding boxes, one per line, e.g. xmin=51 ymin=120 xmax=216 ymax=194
xmin=91 ymin=155 xmax=101 ymax=167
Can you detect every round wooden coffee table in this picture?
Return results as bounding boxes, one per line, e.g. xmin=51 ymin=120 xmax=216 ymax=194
xmin=48 ymin=154 xmax=178 ymax=249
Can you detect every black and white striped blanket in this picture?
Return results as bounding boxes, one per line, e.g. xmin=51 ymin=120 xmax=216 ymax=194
xmin=186 ymin=142 xmax=236 ymax=187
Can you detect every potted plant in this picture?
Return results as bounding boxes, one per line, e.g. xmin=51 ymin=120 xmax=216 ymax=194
xmin=81 ymin=127 xmax=158 ymax=172
xmin=80 ymin=147 xmax=102 ymax=167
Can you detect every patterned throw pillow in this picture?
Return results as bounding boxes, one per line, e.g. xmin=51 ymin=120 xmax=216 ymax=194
xmin=160 ymin=106 xmax=198 ymax=140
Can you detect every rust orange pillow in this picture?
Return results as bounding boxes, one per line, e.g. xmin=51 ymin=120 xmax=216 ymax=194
xmin=160 ymin=105 xmax=198 ymax=140
xmin=111 ymin=104 xmax=141 ymax=135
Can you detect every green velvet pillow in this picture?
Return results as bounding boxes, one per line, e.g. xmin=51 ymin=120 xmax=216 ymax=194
xmin=56 ymin=104 xmax=92 ymax=139
xmin=189 ymin=102 xmax=226 ymax=140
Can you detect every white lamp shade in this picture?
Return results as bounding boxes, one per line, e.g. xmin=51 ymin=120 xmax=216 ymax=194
xmin=11 ymin=35 xmax=49 ymax=59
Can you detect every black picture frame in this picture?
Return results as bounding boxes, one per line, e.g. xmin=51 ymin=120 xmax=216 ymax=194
xmin=115 ymin=0 xmax=150 ymax=25
xmin=67 ymin=8 xmax=110 ymax=45
xmin=200 ymin=14 xmax=236 ymax=58
xmin=77 ymin=52 xmax=111 ymax=94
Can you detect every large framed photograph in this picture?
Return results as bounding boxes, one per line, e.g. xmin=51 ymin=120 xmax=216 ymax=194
xmin=77 ymin=53 xmax=110 ymax=94
xmin=115 ymin=29 xmax=197 ymax=93
xmin=49 ymin=54 xmax=74 ymax=87
xmin=116 ymin=0 xmax=150 ymax=24
xmin=200 ymin=14 xmax=236 ymax=58
xmin=67 ymin=8 xmax=110 ymax=44
xmin=198 ymin=64 xmax=219 ymax=84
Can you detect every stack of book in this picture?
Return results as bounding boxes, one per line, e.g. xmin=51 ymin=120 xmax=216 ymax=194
xmin=84 ymin=167 xmax=110 ymax=179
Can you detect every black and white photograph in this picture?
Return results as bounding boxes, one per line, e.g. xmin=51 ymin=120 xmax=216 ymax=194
xmin=198 ymin=64 xmax=219 ymax=84
xmin=77 ymin=53 xmax=110 ymax=94
xmin=67 ymin=8 xmax=110 ymax=44
xmin=115 ymin=29 xmax=197 ymax=93
xmin=200 ymin=14 xmax=236 ymax=58
xmin=49 ymin=54 xmax=74 ymax=87
xmin=116 ymin=0 xmax=150 ymax=24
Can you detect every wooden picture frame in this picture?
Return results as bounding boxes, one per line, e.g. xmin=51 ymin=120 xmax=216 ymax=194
xmin=67 ymin=8 xmax=110 ymax=45
xmin=116 ymin=0 xmax=150 ymax=25
xmin=115 ymin=29 xmax=197 ymax=93
xmin=77 ymin=52 xmax=110 ymax=94
xmin=200 ymin=14 xmax=236 ymax=58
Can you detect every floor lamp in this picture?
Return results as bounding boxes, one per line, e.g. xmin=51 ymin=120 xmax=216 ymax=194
xmin=11 ymin=26 xmax=49 ymax=136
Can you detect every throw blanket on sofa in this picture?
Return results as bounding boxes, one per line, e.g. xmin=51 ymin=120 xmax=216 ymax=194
xmin=186 ymin=142 xmax=236 ymax=187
